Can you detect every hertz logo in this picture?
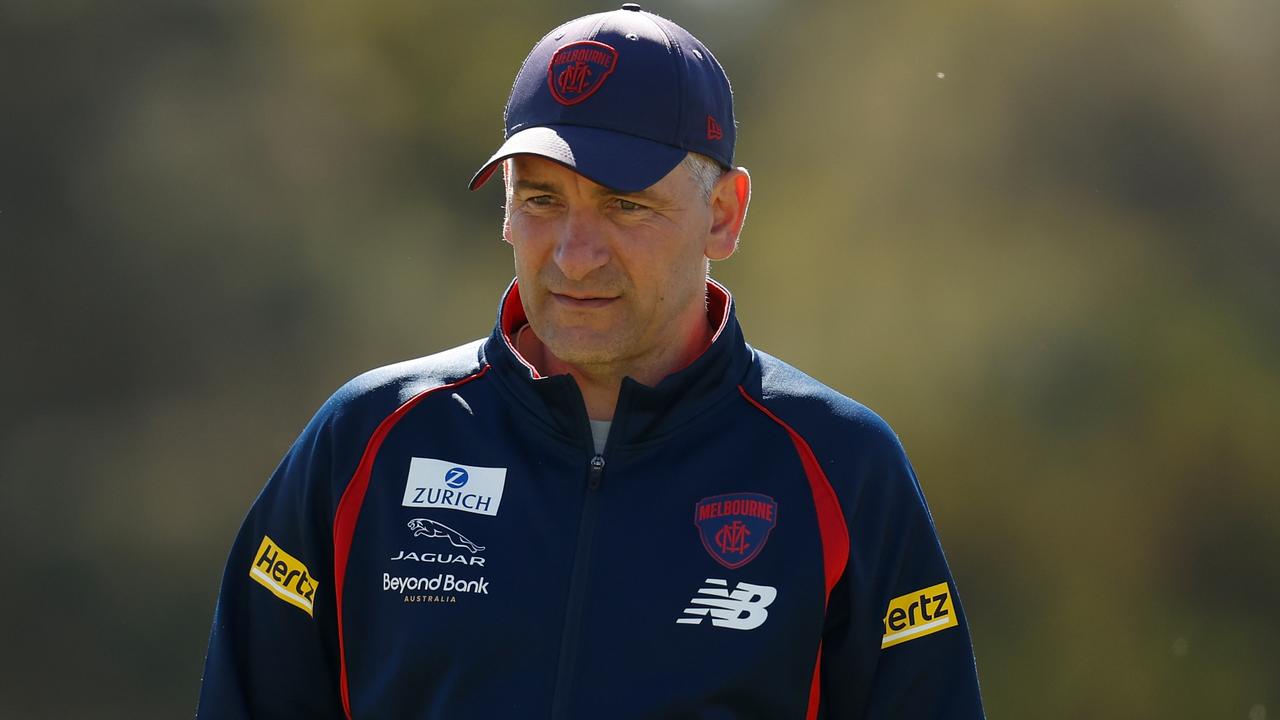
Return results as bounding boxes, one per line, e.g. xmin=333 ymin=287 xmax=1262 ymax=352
xmin=249 ymin=535 xmax=318 ymax=616
xmin=881 ymin=581 xmax=957 ymax=649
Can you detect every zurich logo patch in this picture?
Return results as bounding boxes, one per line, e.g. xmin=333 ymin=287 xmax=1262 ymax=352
xmin=402 ymin=458 xmax=506 ymax=517
xmin=694 ymin=493 xmax=778 ymax=570
xmin=547 ymin=40 xmax=618 ymax=106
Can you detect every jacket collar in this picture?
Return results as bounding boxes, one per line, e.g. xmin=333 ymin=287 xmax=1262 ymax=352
xmin=481 ymin=278 xmax=752 ymax=450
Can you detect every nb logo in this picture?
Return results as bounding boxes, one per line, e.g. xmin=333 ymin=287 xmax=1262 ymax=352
xmin=676 ymin=578 xmax=777 ymax=631
xmin=444 ymin=467 xmax=469 ymax=489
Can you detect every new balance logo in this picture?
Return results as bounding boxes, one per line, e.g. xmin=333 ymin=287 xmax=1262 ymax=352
xmin=676 ymin=578 xmax=777 ymax=630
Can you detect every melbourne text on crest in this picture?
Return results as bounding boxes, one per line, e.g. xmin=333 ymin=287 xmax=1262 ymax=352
xmin=551 ymin=47 xmax=613 ymax=67
xmin=696 ymin=497 xmax=775 ymax=522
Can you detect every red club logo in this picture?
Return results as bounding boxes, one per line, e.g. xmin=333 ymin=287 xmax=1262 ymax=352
xmin=547 ymin=41 xmax=618 ymax=106
xmin=694 ymin=493 xmax=778 ymax=570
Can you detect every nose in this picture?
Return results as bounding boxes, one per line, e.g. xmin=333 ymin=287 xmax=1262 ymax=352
xmin=553 ymin=208 xmax=610 ymax=281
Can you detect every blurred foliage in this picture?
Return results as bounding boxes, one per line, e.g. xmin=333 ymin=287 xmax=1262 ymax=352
xmin=1 ymin=0 xmax=1277 ymax=717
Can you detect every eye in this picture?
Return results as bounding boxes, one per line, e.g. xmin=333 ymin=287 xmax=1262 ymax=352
xmin=615 ymin=198 xmax=647 ymax=211
xmin=519 ymin=194 xmax=563 ymax=212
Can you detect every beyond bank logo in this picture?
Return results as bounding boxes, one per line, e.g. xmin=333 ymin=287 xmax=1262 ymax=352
xmin=402 ymin=457 xmax=506 ymax=517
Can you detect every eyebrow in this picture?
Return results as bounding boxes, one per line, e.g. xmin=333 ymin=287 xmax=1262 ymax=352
xmin=513 ymin=178 xmax=668 ymax=202
xmin=513 ymin=179 xmax=564 ymax=195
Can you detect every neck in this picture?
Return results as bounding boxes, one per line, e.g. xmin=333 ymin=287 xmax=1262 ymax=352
xmin=516 ymin=311 xmax=714 ymax=421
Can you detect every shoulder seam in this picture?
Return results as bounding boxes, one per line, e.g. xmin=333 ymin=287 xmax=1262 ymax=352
xmin=736 ymin=385 xmax=851 ymax=598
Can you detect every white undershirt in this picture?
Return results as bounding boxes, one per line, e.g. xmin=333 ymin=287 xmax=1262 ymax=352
xmin=588 ymin=419 xmax=612 ymax=455
xmin=515 ymin=325 xmax=612 ymax=454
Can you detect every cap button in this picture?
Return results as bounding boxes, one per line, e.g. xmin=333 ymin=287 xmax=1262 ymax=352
xmin=620 ymin=3 xmax=642 ymax=11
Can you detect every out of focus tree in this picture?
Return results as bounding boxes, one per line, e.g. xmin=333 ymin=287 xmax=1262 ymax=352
xmin=1 ymin=0 xmax=1275 ymax=716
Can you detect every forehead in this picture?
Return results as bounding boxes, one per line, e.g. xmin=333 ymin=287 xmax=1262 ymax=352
xmin=509 ymin=155 xmax=690 ymax=201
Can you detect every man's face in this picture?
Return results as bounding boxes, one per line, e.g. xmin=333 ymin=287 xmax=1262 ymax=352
xmin=504 ymin=155 xmax=717 ymax=372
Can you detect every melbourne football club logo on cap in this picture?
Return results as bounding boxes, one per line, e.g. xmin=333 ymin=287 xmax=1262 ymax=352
xmin=469 ymin=6 xmax=735 ymax=193
xmin=547 ymin=40 xmax=618 ymax=106
xmin=694 ymin=492 xmax=778 ymax=569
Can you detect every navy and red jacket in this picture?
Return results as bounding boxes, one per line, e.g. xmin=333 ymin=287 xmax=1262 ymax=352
xmin=197 ymin=279 xmax=984 ymax=719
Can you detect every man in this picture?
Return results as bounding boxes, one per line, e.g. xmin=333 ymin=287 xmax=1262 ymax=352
xmin=198 ymin=4 xmax=984 ymax=719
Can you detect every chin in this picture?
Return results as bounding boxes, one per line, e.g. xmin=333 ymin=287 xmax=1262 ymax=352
xmin=541 ymin=330 xmax=627 ymax=367
xmin=547 ymin=342 xmax=622 ymax=367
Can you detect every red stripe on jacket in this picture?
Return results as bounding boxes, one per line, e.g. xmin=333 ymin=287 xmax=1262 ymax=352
xmin=738 ymin=386 xmax=850 ymax=720
xmin=332 ymin=366 xmax=490 ymax=719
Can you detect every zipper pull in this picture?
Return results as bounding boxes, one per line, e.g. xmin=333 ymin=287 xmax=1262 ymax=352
xmin=588 ymin=454 xmax=605 ymax=490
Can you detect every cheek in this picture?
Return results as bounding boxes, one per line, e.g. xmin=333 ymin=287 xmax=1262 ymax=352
xmin=632 ymin=236 xmax=706 ymax=304
xmin=507 ymin=220 xmax=549 ymax=271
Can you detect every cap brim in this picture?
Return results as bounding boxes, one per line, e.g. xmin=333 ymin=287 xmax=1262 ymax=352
xmin=468 ymin=125 xmax=687 ymax=193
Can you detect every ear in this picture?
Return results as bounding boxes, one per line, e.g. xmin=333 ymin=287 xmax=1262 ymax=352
xmin=501 ymin=159 xmax=514 ymax=246
xmin=705 ymin=167 xmax=751 ymax=261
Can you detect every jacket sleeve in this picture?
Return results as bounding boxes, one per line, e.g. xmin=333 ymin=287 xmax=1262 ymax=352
xmin=819 ymin=426 xmax=985 ymax=719
xmin=196 ymin=398 xmax=351 ymax=719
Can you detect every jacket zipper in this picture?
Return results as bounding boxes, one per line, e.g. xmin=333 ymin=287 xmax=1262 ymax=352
xmin=549 ymin=452 xmax=606 ymax=719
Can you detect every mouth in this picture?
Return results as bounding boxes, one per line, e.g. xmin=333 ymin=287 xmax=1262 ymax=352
xmin=550 ymin=292 xmax=619 ymax=310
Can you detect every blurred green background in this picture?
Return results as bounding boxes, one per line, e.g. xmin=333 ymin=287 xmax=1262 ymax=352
xmin=2 ymin=0 xmax=1277 ymax=717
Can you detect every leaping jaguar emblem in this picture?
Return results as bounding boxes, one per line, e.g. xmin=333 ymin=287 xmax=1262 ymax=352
xmin=406 ymin=518 xmax=485 ymax=554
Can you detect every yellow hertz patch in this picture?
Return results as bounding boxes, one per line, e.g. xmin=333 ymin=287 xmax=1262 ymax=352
xmin=881 ymin=581 xmax=957 ymax=649
xmin=249 ymin=535 xmax=318 ymax=617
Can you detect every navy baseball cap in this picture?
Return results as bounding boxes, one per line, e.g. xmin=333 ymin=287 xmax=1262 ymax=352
xmin=469 ymin=3 xmax=735 ymax=193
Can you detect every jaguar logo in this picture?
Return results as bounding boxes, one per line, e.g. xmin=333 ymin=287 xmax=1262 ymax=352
xmin=407 ymin=518 xmax=484 ymax=554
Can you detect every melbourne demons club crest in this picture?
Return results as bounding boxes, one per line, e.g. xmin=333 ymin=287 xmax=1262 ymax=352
xmin=694 ymin=493 xmax=778 ymax=569
xmin=547 ymin=41 xmax=618 ymax=106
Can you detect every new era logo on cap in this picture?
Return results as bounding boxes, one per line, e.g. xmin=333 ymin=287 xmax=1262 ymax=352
xmin=707 ymin=115 xmax=723 ymax=141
